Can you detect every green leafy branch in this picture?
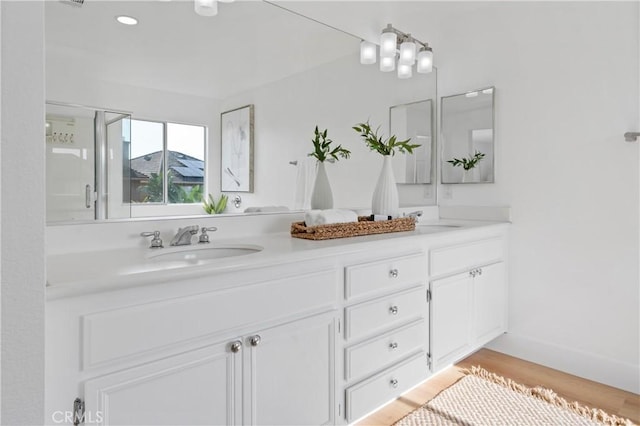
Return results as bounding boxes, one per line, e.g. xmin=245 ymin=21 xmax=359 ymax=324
xmin=203 ymin=193 xmax=228 ymax=214
xmin=308 ymin=126 xmax=351 ymax=163
xmin=447 ymin=151 xmax=485 ymax=170
xmin=353 ymin=121 xmax=421 ymax=156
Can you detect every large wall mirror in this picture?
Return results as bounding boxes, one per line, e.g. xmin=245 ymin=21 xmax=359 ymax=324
xmin=45 ymin=0 xmax=437 ymax=224
xmin=441 ymin=87 xmax=495 ymax=184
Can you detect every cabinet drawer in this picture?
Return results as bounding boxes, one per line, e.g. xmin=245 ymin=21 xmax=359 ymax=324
xmin=345 ymin=287 xmax=426 ymax=341
xmin=430 ymin=238 xmax=504 ymax=277
xmin=346 ymin=352 xmax=428 ymax=422
xmin=82 ymin=269 xmax=339 ymax=369
xmin=345 ymin=253 xmax=426 ymax=300
xmin=345 ymin=319 xmax=426 ymax=381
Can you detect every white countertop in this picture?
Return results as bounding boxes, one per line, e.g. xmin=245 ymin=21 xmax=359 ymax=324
xmin=46 ymin=219 xmax=509 ymax=299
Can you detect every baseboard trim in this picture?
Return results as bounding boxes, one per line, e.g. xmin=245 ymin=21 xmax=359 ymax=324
xmin=486 ymin=333 xmax=640 ymax=394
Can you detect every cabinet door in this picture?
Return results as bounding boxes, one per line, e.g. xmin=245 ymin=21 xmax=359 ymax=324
xmin=84 ymin=341 xmax=242 ymax=425
xmin=430 ymin=272 xmax=473 ymax=371
xmin=473 ymin=262 xmax=506 ymax=344
xmin=245 ymin=311 xmax=337 ymax=426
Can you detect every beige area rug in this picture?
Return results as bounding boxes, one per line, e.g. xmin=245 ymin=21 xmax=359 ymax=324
xmin=393 ymin=366 xmax=635 ymax=426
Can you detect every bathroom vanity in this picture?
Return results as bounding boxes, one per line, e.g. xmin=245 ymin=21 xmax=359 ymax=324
xmin=45 ymin=219 xmax=508 ymax=425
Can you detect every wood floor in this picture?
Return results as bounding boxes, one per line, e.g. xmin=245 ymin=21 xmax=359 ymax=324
xmin=356 ymin=348 xmax=640 ymax=425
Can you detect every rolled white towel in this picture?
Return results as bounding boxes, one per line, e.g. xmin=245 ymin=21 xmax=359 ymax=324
xmin=305 ymin=209 xmax=358 ymax=227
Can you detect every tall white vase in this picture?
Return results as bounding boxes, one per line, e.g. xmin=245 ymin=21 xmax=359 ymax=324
xmin=372 ymin=156 xmax=399 ymax=217
xmin=310 ymin=161 xmax=333 ymax=209
xmin=462 ymin=168 xmax=477 ymax=183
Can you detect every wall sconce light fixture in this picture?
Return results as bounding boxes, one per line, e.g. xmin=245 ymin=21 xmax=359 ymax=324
xmin=360 ymin=24 xmax=433 ymax=78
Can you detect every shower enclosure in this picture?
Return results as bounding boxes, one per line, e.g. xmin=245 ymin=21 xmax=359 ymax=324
xmin=45 ymin=102 xmax=132 ymax=222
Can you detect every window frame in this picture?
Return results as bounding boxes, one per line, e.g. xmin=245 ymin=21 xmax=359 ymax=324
xmin=128 ymin=117 xmax=208 ymax=206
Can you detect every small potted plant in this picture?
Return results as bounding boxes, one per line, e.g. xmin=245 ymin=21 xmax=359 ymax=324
xmin=353 ymin=121 xmax=420 ymax=217
xmin=203 ymin=193 xmax=228 ymax=214
xmin=308 ymin=126 xmax=350 ymax=209
xmin=447 ymin=151 xmax=485 ymax=182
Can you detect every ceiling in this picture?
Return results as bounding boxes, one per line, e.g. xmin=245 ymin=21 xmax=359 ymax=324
xmin=45 ymin=0 xmax=498 ymax=100
xmin=45 ymin=0 xmax=360 ymax=100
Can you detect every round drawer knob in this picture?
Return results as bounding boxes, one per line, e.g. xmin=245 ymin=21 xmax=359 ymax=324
xmin=389 ymin=269 xmax=399 ymax=278
xmin=389 ymin=342 xmax=398 ymax=350
xmin=389 ymin=305 xmax=399 ymax=315
xmin=250 ymin=335 xmax=261 ymax=347
xmin=390 ymin=378 xmax=399 ymax=388
xmin=230 ymin=340 xmax=242 ymax=353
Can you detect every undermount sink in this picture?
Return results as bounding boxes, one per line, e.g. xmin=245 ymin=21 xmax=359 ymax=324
xmin=147 ymin=244 xmax=263 ymax=264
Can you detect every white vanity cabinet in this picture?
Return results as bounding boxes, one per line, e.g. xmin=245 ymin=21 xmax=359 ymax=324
xmin=46 ymin=222 xmax=510 ymax=426
xmin=245 ymin=311 xmax=338 ymax=426
xmin=82 ymin=311 xmax=338 ymax=426
xmin=429 ymin=238 xmax=507 ymax=371
xmin=46 ymin=267 xmax=340 ymax=426
xmin=84 ymin=340 xmax=242 ymax=425
xmin=342 ymin=253 xmax=430 ymax=423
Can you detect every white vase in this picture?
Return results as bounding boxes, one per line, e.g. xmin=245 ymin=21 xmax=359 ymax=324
xmin=310 ymin=161 xmax=333 ymax=209
xmin=462 ymin=168 xmax=476 ymax=183
xmin=372 ymin=156 xmax=399 ymax=217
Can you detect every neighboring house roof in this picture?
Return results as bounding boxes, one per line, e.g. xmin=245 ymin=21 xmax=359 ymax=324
xmin=130 ymin=151 xmax=204 ymax=184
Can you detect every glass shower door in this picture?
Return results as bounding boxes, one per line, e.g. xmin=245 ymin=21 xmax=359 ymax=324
xmin=45 ymin=103 xmax=132 ymax=222
xmin=103 ymin=111 xmax=132 ymax=220
xmin=45 ymin=103 xmax=97 ymax=222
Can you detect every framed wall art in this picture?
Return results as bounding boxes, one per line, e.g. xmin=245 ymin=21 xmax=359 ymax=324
xmin=221 ymin=104 xmax=254 ymax=192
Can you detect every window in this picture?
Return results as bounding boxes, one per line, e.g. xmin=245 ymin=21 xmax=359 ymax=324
xmin=127 ymin=119 xmax=206 ymax=204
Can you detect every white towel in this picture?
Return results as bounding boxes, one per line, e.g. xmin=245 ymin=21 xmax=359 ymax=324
xmin=293 ymin=158 xmax=317 ymax=210
xmin=305 ymin=209 xmax=358 ymax=227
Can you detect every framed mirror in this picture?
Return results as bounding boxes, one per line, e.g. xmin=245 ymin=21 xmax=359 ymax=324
xmin=390 ymin=99 xmax=434 ymax=184
xmin=441 ymin=87 xmax=495 ymax=184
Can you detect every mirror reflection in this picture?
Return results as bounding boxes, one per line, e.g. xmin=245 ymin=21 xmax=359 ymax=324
xmin=390 ymin=99 xmax=434 ymax=184
xmin=45 ymin=103 xmax=133 ymax=222
xmin=441 ymin=87 xmax=495 ymax=184
xmin=45 ymin=0 xmax=437 ymax=223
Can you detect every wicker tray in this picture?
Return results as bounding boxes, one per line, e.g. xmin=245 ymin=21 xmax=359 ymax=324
xmin=290 ymin=216 xmax=416 ymax=240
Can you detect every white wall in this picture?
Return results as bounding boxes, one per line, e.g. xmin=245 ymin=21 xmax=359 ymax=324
xmin=434 ymin=2 xmax=639 ymax=393
xmin=1 ymin=1 xmax=46 ymax=423
xmin=220 ymin=52 xmax=437 ymax=212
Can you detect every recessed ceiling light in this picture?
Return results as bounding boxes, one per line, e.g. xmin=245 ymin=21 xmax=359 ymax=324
xmin=116 ymin=15 xmax=138 ymax=26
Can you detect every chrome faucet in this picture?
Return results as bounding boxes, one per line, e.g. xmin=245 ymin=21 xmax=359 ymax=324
xmin=406 ymin=210 xmax=423 ymax=220
xmin=170 ymin=225 xmax=199 ymax=246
